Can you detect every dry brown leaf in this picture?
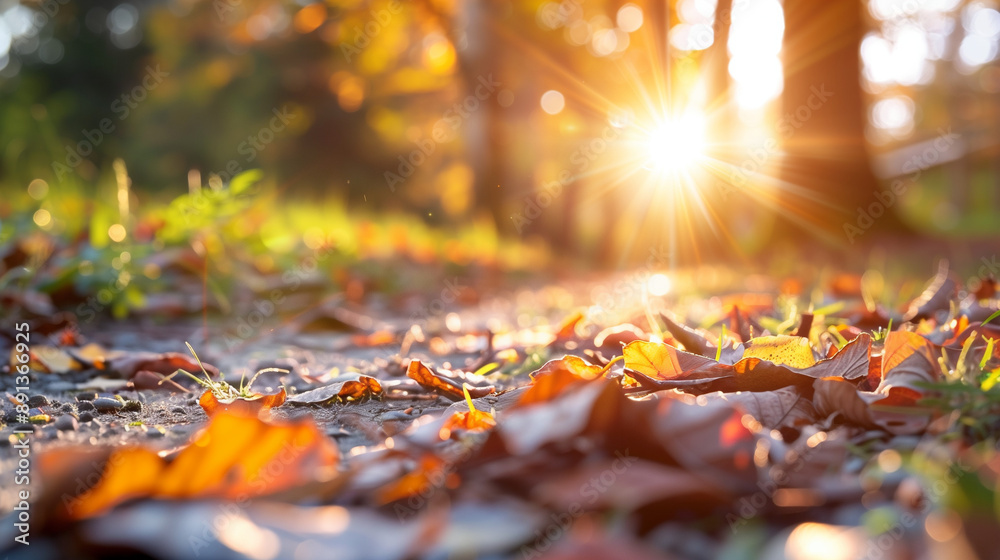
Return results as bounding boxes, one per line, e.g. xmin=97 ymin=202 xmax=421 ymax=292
xmin=716 ymin=387 xmax=816 ymax=431
xmin=878 ymin=330 xmax=939 ymax=392
xmin=111 ymin=351 xmax=221 ymax=380
xmin=814 ymin=377 xmax=931 ymax=435
xmin=903 ymin=261 xmax=957 ymax=322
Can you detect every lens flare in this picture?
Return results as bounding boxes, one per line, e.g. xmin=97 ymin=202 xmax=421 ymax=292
xmin=643 ymin=112 xmax=707 ymax=174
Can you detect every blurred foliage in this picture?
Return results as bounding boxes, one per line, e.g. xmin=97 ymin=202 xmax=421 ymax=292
xmin=0 ymin=0 xmax=999 ymax=251
xmin=0 ymin=170 xmax=550 ymax=320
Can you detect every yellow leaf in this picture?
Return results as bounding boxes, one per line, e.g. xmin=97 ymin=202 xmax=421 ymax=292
xmin=742 ymin=335 xmax=816 ymax=369
xmin=623 ymin=340 xmax=683 ymax=379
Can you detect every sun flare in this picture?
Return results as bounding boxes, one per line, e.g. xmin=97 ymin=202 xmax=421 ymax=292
xmin=642 ymin=112 xmax=707 ymax=174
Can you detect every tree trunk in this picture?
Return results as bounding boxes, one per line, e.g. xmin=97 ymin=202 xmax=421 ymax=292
xmin=779 ymin=0 xmax=907 ymax=243
xmin=458 ymin=0 xmax=509 ymax=235
xmin=706 ymin=0 xmax=733 ymax=142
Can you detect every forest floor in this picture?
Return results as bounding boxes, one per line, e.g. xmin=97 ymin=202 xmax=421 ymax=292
xmin=1 ymin=225 xmax=1000 ymax=559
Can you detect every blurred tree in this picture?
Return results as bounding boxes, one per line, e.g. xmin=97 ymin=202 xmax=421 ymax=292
xmin=779 ymin=0 xmax=909 ymax=241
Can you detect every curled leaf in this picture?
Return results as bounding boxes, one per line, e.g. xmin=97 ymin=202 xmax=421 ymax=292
xmin=814 ymin=377 xmax=931 ymax=435
xmin=406 ymin=360 xmax=495 ymax=400
xmin=625 ymin=334 xmax=871 ymax=394
xmin=518 ymin=356 xmax=612 ymax=406
xmin=198 ymin=387 xmax=286 ymax=417
xmin=287 ymin=374 xmax=383 ymax=405
xmin=440 ymin=385 xmax=496 ymax=439
xmin=111 ymin=351 xmax=221 ymax=380
xmin=903 ymin=261 xmax=957 ymax=323
xmin=878 ymin=330 xmax=939 ymax=392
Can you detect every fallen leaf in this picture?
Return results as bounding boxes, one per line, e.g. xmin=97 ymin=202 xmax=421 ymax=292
xmin=439 ymin=384 xmax=496 ymax=439
xmin=742 ymin=335 xmax=816 ymax=369
xmin=376 ymin=455 xmax=456 ymax=504
xmin=553 ymin=310 xmax=584 ymax=342
xmin=716 ymin=386 xmax=816 ymax=431
xmin=593 ymin=323 xmax=646 ymax=353
xmin=878 ymin=330 xmax=939 ymax=392
xmin=813 ymin=377 xmax=931 ymax=435
xmin=286 ymin=373 xmax=383 ymax=404
xmin=660 ymin=313 xmax=712 ymax=356
xmin=64 ymin=412 xmax=340 ymax=518
xmin=127 ymin=370 xmax=190 ymax=393
xmin=624 ymin=340 xmax=682 ymax=379
xmin=199 ymin=387 xmax=287 ymax=417
xmin=903 ymin=260 xmax=957 ymax=323
xmin=111 ymin=351 xmax=220 ymax=381
xmin=10 ymin=345 xmax=82 ymax=374
xmin=625 ymin=334 xmax=871 ymax=395
xmin=518 ymin=356 xmax=609 ymax=406
xmin=406 ymin=360 xmax=495 ymax=400
xmin=351 ymin=329 xmax=397 ymax=347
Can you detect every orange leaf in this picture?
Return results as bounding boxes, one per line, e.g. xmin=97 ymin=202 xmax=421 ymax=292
xmin=351 ymin=330 xmax=397 ymax=347
xmin=376 ymin=455 xmax=455 ymax=504
xmin=198 ymin=387 xmax=286 ymax=417
xmin=518 ymin=356 xmax=606 ymax=406
xmin=68 ymin=412 xmax=339 ymax=518
xmin=440 ymin=409 xmax=496 ymax=439
xmin=406 ymin=360 xmax=494 ymax=400
xmin=553 ymin=310 xmax=584 ymax=342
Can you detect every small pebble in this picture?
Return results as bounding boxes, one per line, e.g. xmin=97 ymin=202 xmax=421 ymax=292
xmin=77 ymin=401 xmax=95 ymax=412
xmin=78 ymin=412 xmax=95 ymax=423
xmin=27 ymin=395 xmax=49 ymax=408
xmin=76 ymin=393 xmax=97 ymax=401
xmin=170 ymin=406 xmax=186 ymax=414
xmin=93 ymin=398 xmax=124 ymax=413
xmin=54 ymin=415 xmax=79 ymax=431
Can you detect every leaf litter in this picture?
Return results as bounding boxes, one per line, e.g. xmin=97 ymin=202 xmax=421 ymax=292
xmin=2 ymin=260 xmax=1000 ymax=559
